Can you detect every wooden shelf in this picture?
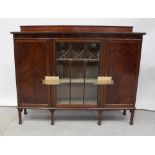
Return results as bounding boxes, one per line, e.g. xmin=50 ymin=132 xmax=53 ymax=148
xmin=56 ymin=104 xmax=97 ymax=109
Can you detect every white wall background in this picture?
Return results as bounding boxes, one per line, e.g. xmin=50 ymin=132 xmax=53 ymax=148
xmin=0 ymin=18 xmax=154 ymax=110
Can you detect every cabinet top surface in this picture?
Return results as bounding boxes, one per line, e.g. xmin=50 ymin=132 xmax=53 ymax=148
xmin=11 ymin=31 xmax=146 ymax=35
xmin=11 ymin=25 xmax=146 ymax=37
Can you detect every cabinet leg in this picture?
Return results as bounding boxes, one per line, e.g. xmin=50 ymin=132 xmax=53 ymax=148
xmin=18 ymin=109 xmax=23 ymax=125
xmin=129 ymin=109 xmax=135 ymax=125
xmin=98 ymin=110 xmax=102 ymax=125
xmin=24 ymin=109 xmax=27 ymax=115
xmin=51 ymin=110 xmax=55 ymax=125
xmin=123 ymin=110 xmax=126 ymax=115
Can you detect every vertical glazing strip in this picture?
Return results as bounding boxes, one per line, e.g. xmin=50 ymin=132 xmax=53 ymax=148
xmin=69 ymin=59 xmax=72 ymax=104
xmin=97 ymin=42 xmax=101 ymax=107
xmin=83 ymin=59 xmax=87 ymax=104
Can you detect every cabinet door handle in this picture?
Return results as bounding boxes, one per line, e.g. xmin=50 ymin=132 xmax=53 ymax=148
xmin=95 ymin=76 xmax=114 ymax=85
xmin=43 ymin=76 xmax=60 ymax=85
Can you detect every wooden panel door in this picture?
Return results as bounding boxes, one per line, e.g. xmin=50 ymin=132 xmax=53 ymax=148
xmin=14 ymin=39 xmax=51 ymax=107
xmin=103 ymin=40 xmax=142 ymax=108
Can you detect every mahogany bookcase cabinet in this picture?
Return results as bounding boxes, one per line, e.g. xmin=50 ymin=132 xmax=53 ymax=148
xmin=11 ymin=25 xmax=145 ymax=125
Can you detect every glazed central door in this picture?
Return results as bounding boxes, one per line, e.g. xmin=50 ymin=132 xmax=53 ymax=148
xmin=54 ymin=40 xmax=101 ymax=107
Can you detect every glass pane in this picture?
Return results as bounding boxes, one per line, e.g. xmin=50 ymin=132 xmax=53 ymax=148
xmin=84 ymin=61 xmax=99 ymax=104
xmin=56 ymin=61 xmax=70 ymax=104
xmin=56 ymin=42 xmax=100 ymax=105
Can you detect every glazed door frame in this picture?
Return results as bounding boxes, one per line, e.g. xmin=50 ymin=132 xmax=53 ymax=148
xmin=52 ymin=39 xmax=103 ymax=108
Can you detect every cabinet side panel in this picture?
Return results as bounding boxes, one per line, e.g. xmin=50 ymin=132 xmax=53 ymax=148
xmin=104 ymin=40 xmax=142 ymax=107
xmin=14 ymin=39 xmax=51 ymax=107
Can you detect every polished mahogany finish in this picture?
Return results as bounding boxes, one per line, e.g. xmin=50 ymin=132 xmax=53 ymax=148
xmin=11 ymin=25 xmax=145 ymax=125
xmin=20 ymin=25 xmax=133 ymax=33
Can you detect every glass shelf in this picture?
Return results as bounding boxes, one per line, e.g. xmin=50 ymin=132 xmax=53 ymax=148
xmin=58 ymin=78 xmax=113 ymax=85
xmin=59 ymin=78 xmax=96 ymax=84
xmin=57 ymin=58 xmax=99 ymax=62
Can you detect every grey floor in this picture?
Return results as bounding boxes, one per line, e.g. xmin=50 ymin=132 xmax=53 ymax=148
xmin=0 ymin=107 xmax=155 ymax=136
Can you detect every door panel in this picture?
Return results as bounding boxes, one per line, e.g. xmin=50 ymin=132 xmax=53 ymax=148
xmin=15 ymin=39 xmax=51 ymax=106
xmin=104 ymin=40 xmax=141 ymax=106
xmin=55 ymin=41 xmax=100 ymax=107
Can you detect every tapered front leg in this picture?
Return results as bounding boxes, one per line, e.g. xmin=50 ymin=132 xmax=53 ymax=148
xmin=51 ymin=110 xmax=55 ymax=125
xmin=123 ymin=110 xmax=126 ymax=115
xmin=24 ymin=109 xmax=27 ymax=115
xmin=129 ymin=109 xmax=135 ymax=125
xmin=18 ymin=109 xmax=23 ymax=125
xmin=98 ymin=110 xmax=102 ymax=125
